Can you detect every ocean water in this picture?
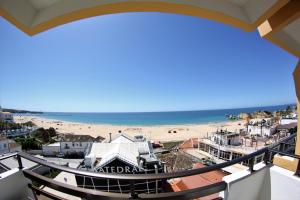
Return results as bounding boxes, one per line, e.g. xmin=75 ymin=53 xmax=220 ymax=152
xmin=24 ymin=105 xmax=293 ymax=126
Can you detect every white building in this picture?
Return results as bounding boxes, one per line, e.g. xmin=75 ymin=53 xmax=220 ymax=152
xmin=84 ymin=134 xmax=157 ymax=171
xmin=279 ymin=114 xmax=298 ymax=125
xmin=247 ymin=118 xmax=275 ymax=137
xmin=211 ymin=130 xmax=240 ymax=146
xmin=0 ymin=136 xmax=21 ymax=154
xmin=42 ymin=142 xmax=61 ymax=156
xmin=247 ymin=125 xmax=276 ymax=137
xmin=42 ymin=134 xmax=102 ymax=157
xmin=79 ymin=134 xmax=164 ymax=193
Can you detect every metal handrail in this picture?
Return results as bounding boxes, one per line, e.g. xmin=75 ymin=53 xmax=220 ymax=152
xmin=0 ymin=152 xmax=17 ymax=161
xmin=23 ymin=169 xmax=131 ymax=199
xmin=138 ymin=181 xmax=227 ymax=199
xmin=23 ymin=169 xmax=226 ymax=200
xmin=29 ymin=184 xmax=68 ymax=200
xmin=17 ymin=134 xmax=296 ymax=181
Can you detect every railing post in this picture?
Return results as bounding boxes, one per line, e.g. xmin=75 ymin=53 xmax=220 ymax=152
xmin=249 ymin=157 xmax=255 ymax=173
xmin=264 ymin=150 xmax=270 ymax=164
xmin=130 ymin=180 xmax=138 ymax=199
xmin=17 ymin=154 xmax=23 ymax=169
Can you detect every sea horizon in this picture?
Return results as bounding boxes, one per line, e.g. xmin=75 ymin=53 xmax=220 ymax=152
xmin=15 ymin=104 xmax=295 ymax=126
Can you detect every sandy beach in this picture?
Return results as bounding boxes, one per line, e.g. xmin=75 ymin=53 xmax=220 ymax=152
xmin=14 ymin=116 xmax=245 ymax=142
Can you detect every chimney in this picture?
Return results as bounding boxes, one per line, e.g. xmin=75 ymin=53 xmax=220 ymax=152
xmin=109 ymin=133 xmax=112 ymax=143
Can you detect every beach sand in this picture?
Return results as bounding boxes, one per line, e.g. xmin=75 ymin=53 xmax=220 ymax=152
xmin=14 ymin=116 xmax=245 ymax=142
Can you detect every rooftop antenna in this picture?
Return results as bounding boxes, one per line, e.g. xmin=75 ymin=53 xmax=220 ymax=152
xmin=109 ymin=133 xmax=112 ymax=143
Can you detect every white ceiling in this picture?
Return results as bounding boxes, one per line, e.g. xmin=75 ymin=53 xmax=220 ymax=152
xmin=1 ymin=0 xmax=278 ymax=26
xmin=1 ymin=0 xmax=298 ymax=57
xmin=227 ymin=0 xmax=249 ymax=7
xmin=284 ymin=18 xmax=300 ymax=45
xmin=29 ymin=0 xmax=60 ymax=10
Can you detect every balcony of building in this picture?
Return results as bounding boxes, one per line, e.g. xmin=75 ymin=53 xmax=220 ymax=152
xmin=0 ymin=133 xmax=298 ymax=200
xmin=0 ymin=0 xmax=300 ymax=199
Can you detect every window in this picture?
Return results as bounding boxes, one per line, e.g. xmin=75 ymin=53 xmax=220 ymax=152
xmin=204 ymin=144 xmax=209 ymax=152
xmin=232 ymin=152 xmax=242 ymax=160
xmin=72 ymin=142 xmax=74 ymax=147
xmin=210 ymin=147 xmax=218 ymax=157
xmin=219 ymin=150 xmax=231 ymax=160
xmin=256 ymin=155 xmax=263 ymax=163
xmin=242 ymin=159 xmax=250 ymax=166
xmin=199 ymin=142 xmax=205 ymax=151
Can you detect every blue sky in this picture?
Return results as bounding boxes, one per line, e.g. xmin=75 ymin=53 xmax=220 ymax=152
xmin=0 ymin=13 xmax=298 ymax=112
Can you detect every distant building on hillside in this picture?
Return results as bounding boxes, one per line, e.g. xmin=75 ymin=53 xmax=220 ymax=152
xmin=78 ymin=133 xmax=165 ymax=194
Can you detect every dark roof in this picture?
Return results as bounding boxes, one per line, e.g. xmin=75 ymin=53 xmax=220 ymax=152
xmin=95 ymin=136 xmax=105 ymax=141
xmin=276 ymin=122 xmax=297 ymax=130
xmin=62 ymin=134 xmax=95 ymax=142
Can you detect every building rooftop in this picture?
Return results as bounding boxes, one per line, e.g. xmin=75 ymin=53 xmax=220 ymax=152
xmin=170 ymin=163 xmax=226 ymax=200
xmin=276 ymin=122 xmax=298 ymax=130
xmin=61 ymin=134 xmax=96 ymax=142
xmin=179 ymin=138 xmax=199 ymax=149
xmin=46 ymin=142 xmax=61 ymax=147
xmin=214 ymin=130 xmax=240 ymax=136
xmin=87 ymin=134 xmax=153 ymax=169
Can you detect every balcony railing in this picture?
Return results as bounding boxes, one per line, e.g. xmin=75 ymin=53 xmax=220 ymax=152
xmin=1 ymin=133 xmax=299 ymax=199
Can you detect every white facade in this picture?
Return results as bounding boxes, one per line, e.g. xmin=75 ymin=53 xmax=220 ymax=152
xmin=42 ymin=143 xmax=61 ymax=156
xmin=211 ymin=131 xmax=240 ymax=146
xmin=247 ymin=125 xmax=275 ymax=137
xmin=247 ymin=118 xmax=275 ymax=137
xmin=223 ymin=163 xmax=300 ymax=200
xmin=42 ymin=141 xmax=92 ymax=156
xmin=279 ymin=118 xmax=298 ymax=125
xmin=60 ymin=141 xmax=92 ymax=155
xmin=42 ymin=134 xmax=96 ymax=157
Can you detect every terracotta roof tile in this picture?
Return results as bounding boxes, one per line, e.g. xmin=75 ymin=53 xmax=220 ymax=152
xmin=170 ymin=163 xmax=226 ymax=200
xmin=179 ymin=138 xmax=199 ymax=149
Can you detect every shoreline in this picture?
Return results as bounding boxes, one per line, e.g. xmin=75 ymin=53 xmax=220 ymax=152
xmin=17 ymin=115 xmax=232 ymax=127
xmin=14 ymin=115 xmax=245 ymax=142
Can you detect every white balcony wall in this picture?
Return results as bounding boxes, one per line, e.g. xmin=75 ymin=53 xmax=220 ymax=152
xmin=0 ymin=168 xmax=35 ymax=200
xmin=223 ymin=164 xmax=300 ymax=200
